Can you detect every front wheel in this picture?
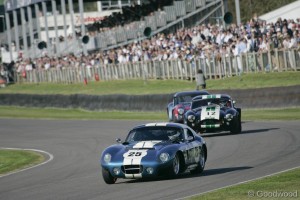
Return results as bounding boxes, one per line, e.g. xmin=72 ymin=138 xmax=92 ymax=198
xmin=102 ymin=168 xmax=117 ymax=184
xmin=230 ymin=118 xmax=241 ymax=134
xmin=168 ymin=154 xmax=181 ymax=177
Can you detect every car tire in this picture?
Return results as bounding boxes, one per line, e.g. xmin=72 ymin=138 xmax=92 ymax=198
xmin=237 ymin=117 xmax=242 ymax=133
xmin=102 ymin=168 xmax=117 ymax=184
xmin=230 ymin=118 xmax=240 ymax=134
xmin=190 ymin=147 xmax=205 ymax=174
xmin=168 ymin=154 xmax=180 ymax=177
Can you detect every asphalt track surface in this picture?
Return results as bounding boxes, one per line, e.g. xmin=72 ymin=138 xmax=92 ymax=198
xmin=0 ymin=119 xmax=300 ymax=200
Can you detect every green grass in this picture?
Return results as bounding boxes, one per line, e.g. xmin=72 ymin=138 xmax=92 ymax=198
xmin=243 ymin=107 xmax=300 ymax=121
xmin=0 ymin=149 xmax=45 ymax=175
xmin=190 ymin=167 xmax=300 ymax=200
xmin=0 ymin=72 xmax=299 ymax=95
xmin=0 ymin=106 xmax=165 ymax=120
xmin=0 ymin=106 xmax=299 ymax=121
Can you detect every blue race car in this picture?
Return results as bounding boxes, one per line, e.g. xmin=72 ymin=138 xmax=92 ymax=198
xmin=100 ymin=123 xmax=207 ymax=184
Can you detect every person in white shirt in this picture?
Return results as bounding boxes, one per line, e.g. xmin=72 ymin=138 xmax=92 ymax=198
xmin=224 ymin=30 xmax=233 ymax=43
xmin=25 ymin=59 xmax=33 ymax=71
xmin=168 ymin=50 xmax=179 ymax=60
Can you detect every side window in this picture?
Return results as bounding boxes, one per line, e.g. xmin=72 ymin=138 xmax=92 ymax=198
xmin=184 ymin=128 xmax=194 ymax=141
xmin=187 ymin=129 xmax=194 ymax=140
xmin=173 ymin=97 xmax=177 ymax=105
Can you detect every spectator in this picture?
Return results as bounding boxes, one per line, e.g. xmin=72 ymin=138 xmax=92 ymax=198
xmin=196 ymin=69 xmax=206 ymax=90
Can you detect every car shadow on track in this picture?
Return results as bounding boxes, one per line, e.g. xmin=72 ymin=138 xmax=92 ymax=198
xmin=117 ymin=166 xmax=253 ymax=184
xmin=201 ymin=128 xmax=279 ymax=137
xmin=200 ymin=166 xmax=253 ymax=176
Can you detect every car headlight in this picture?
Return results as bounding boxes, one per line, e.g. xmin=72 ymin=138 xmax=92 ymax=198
xmin=225 ymin=114 xmax=233 ymax=121
xmin=113 ymin=167 xmax=121 ymax=175
xmin=103 ymin=153 xmax=111 ymax=163
xmin=187 ymin=115 xmax=195 ymax=122
xmin=159 ymin=153 xmax=170 ymax=163
xmin=178 ymin=108 xmax=184 ymax=115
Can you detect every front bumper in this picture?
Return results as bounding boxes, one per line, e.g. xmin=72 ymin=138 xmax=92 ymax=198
xmin=188 ymin=119 xmax=233 ymax=132
xmin=102 ymin=159 xmax=174 ymax=179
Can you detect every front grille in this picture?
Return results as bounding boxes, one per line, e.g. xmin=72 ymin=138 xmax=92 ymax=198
xmin=203 ymin=119 xmax=219 ymax=125
xmin=122 ymin=165 xmax=143 ymax=174
xmin=201 ymin=119 xmax=221 ymax=128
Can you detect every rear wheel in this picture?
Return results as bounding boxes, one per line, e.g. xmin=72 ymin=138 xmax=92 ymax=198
xmin=190 ymin=147 xmax=205 ymax=174
xmin=102 ymin=168 xmax=117 ymax=184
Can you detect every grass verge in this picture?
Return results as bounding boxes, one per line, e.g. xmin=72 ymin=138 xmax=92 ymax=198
xmin=0 ymin=72 xmax=299 ymax=95
xmin=190 ymin=167 xmax=300 ymax=200
xmin=0 ymin=106 xmax=299 ymax=121
xmin=0 ymin=149 xmax=45 ymax=175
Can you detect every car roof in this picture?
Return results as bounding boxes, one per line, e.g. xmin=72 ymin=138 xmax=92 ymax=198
xmin=173 ymin=90 xmax=209 ymax=98
xmin=133 ymin=122 xmax=189 ymax=130
xmin=192 ymin=94 xmax=231 ymax=101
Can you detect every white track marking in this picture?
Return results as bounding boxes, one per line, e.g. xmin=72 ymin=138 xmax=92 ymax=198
xmin=176 ymin=166 xmax=300 ymax=200
xmin=0 ymin=147 xmax=54 ymax=178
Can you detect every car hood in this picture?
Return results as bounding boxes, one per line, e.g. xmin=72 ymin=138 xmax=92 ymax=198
xmin=199 ymin=105 xmax=222 ymax=120
xmin=126 ymin=140 xmax=170 ymax=151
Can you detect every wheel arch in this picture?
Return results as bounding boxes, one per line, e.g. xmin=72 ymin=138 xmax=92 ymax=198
xmin=176 ymin=151 xmax=186 ymax=172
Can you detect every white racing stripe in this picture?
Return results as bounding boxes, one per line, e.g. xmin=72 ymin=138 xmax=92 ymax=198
xmin=123 ymin=141 xmax=161 ymax=178
xmin=0 ymin=147 xmax=54 ymax=178
xmin=123 ymin=149 xmax=148 ymax=165
xmin=202 ymin=94 xmax=221 ymax=99
xmin=135 ymin=141 xmax=161 ymax=149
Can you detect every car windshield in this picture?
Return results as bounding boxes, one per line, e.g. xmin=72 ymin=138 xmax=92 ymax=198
xmin=174 ymin=94 xmax=200 ymax=105
xmin=126 ymin=126 xmax=184 ymax=142
xmin=192 ymin=97 xmax=231 ymax=109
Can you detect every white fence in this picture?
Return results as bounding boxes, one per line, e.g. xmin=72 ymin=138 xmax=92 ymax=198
xmin=17 ymin=49 xmax=300 ymax=84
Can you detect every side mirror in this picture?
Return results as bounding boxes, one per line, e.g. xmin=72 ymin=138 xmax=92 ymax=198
xmin=116 ymin=138 xmax=122 ymax=143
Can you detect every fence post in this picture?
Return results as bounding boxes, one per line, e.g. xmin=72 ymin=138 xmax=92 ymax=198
xmin=217 ymin=58 xmax=222 ymax=79
xmin=174 ymin=60 xmax=179 ymax=80
xmin=162 ymin=61 xmax=165 ymax=80
xmin=189 ymin=62 xmax=193 ymax=81
xmin=183 ymin=61 xmax=188 ymax=80
xmin=283 ymin=50 xmax=288 ymax=71
xmin=253 ymin=52 xmax=257 ymax=73
xmin=291 ymin=50 xmax=297 ymax=71
xmin=267 ymin=50 xmax=272 ymax=72
xmin=166 ymin=61 xmax=170 ymax=80
xmin=222 ymin=56 xmax=227 ymax=77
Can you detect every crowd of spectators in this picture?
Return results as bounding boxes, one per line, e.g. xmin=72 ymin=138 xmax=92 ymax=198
xmin=3 ymin=16 xmax=300 ymax=80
